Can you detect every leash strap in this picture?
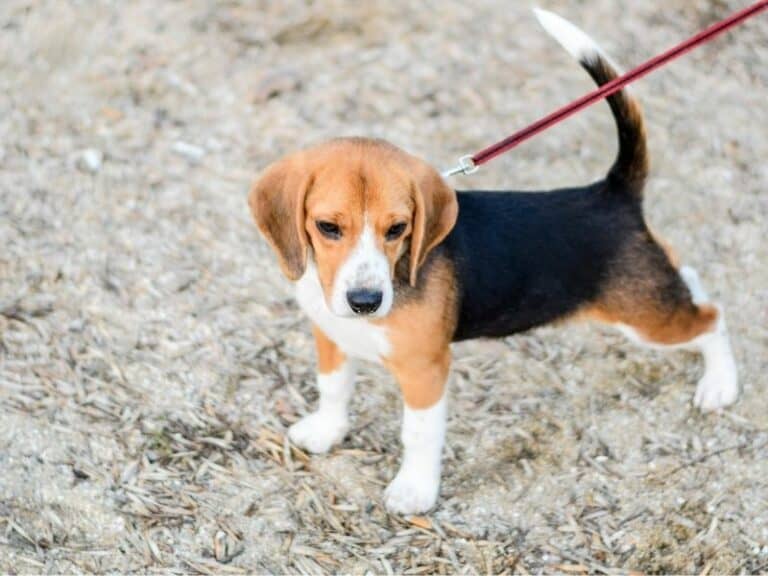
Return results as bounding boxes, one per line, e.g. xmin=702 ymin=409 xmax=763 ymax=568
xmin=442 ymin=0 xmax=768 ymax=178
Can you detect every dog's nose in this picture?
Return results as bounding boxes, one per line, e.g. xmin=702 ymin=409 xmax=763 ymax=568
xmin=346 ymin=289 xmax=383 ymax=315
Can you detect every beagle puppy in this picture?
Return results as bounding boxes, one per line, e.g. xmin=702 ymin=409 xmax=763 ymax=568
xmin=248 ymin=10 xmax=738 ymax=515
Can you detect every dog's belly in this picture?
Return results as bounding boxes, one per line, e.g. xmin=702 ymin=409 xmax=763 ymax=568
xmin=295 ymin=263 xmax=390 ymax=363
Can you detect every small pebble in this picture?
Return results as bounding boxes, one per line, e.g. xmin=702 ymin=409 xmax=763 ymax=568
xmin=77 ymin=148 xmax=103 ymax=173
xmin=172 ymin=141 xmax=206 ymax=162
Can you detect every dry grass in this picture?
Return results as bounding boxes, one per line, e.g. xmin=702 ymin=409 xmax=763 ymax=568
xmin=1 ymin=0 xmax=767 ymax=572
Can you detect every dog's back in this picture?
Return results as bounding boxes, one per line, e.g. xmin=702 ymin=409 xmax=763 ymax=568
xmin=442 ymin=9 xmax=656 ymax=341
xmin=443 ymin=186 xmax=643 ymax=340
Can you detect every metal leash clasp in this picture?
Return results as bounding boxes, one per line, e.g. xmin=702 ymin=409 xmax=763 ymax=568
xmin=441 ymin=155 xmax=479 ymax=178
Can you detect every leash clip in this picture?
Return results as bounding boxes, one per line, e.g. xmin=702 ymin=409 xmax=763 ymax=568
xmin=441 ymin=155 xmax=479 ymax=178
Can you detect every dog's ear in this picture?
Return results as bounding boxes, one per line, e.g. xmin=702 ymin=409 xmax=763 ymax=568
xmin=408 ymin=159 xmax=458 ymax=286
xmin=248 ymin=154 xmax=313 ymax=281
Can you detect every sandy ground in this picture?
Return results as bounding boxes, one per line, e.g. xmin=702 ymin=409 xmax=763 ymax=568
xmin=1 ymin=0 xmax=767 ymax=573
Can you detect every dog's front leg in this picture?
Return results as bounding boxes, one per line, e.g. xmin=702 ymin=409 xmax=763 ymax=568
xmin=288 ymin=325 xmax=356 ymax=453
xmin=384 ymin=351 xmax=450 ymax=515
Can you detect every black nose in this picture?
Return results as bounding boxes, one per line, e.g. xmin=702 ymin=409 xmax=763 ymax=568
xmin=346 ymin=289 xmax=383 ymax=315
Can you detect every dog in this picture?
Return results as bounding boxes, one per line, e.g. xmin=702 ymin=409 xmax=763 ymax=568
xmin=248 ymin=10 xmax=738 ymax=515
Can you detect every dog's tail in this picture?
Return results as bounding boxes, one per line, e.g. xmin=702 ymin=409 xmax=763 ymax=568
xmin=535 ymin=8 xmax=648 ymax=197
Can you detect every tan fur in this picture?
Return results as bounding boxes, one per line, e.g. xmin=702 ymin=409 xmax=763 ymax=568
xmin=578 ymin=301 xmax=718 ymax=345
xmin=622 ymin=93 xmax=649 ymax=186
xmin=249 ymin=139 xmax=457 ymax=302
xmin=312 ymin=324 xmax=346 ymax=374
xmin=377 ymin=258 xmax=457 ymax=408
xmin=573 ymin=229 xmax=718 ymax=345
xmin=248 ymin=154 xmax=312 ymax=280
xmin=405 ymin=160 xmax=458 ymax=286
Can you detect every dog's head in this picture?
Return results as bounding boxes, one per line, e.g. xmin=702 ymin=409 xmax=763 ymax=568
xmin=249 ymin=138 xmax=457 ymax=318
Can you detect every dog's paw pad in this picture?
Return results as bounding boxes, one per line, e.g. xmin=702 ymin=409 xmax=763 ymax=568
xmin=288 ymin=412 xmax=348 ymax=454
xmin=384 ymin=469 xmax=439 ymax=515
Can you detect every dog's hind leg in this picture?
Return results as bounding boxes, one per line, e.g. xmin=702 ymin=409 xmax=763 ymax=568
xmin=586 ymin=263 xmax=738 ymax=412
xmin=677 ymin=266 xmax=739 ymax=411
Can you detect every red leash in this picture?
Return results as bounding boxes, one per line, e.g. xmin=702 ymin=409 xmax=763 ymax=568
xmin=443 ymin=1 xmax=768 ymax=177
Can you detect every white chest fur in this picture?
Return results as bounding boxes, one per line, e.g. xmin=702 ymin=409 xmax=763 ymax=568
xmin=295 ymin=263 xmax=391 ymax=363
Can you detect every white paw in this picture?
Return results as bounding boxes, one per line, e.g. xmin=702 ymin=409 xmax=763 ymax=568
xmin=288 ymin=411 xmax=348 ymax=454
xmin=384 ymin=467 xmax=439 ymax=515
xmin=694 ymin=362 xmax=738 ymax=412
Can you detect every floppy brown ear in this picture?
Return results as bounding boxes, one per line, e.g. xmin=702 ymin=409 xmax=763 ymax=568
xmin=248 ymin=154 xmax=313 ymax=281
xmin=408 ymin=161 xmax=458 ymax=286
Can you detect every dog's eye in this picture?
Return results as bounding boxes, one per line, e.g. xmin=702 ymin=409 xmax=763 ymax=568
xmin=316 ymin=220 xmax=342 ymax=239
xmin=385 ymin=222 xmax=407 ymax=241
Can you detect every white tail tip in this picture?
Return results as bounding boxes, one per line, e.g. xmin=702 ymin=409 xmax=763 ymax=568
xmin=533 ymin=7 xmax=602 ymax=62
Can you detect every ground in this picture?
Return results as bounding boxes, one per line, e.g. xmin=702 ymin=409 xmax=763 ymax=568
xmin=1 ymin=0 xmax=767 ymax=573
